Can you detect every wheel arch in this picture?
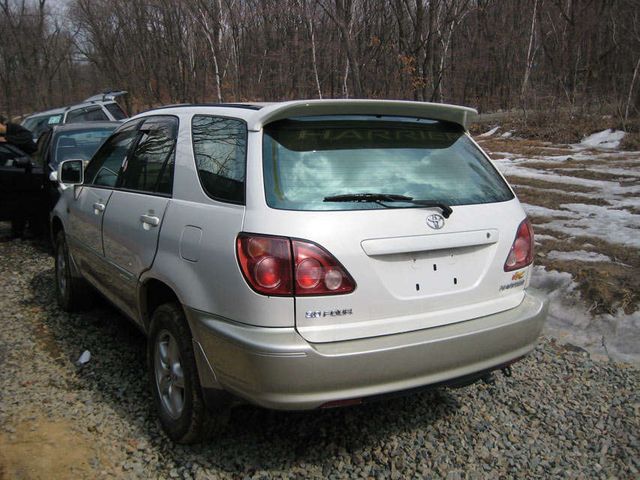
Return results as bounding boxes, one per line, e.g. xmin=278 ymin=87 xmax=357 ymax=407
xmin=139 ymin=277 xmax=184 ymax=332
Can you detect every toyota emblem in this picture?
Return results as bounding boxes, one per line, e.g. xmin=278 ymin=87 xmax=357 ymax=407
xmin=426 ymin=213 xmax=445 ymax=230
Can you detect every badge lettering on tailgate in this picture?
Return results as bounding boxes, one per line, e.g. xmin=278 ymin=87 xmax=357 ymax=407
xmin=305 ymin=309 xmax=353 ymax=319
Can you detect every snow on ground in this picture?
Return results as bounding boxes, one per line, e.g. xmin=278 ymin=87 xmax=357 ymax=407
xmin=479 ymin=129 xmax=640 ymax=365
xmin=479 ymin=126 xmax=500 ymax=137
xmin=578 ymin=129 xmax=626 ymax=149
xmin=532 ymin=266 xmax=640 ymax=365
xmin=546 ymin=250 xmax=612 ymax=263
xmin=492 ymin=143 xmax=640 ymax=248
xmin=524 ymin=202 xmax=640 ymax=248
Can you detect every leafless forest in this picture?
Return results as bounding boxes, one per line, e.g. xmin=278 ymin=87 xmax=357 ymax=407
xmin=1 ymin=0 xmax=639 ymax=123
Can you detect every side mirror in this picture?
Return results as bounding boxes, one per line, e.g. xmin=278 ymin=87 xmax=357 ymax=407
xmin=58 ymin=159 xmax=84 ymax=185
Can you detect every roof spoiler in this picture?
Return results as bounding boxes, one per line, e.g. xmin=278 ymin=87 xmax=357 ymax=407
xmin=247 ymin=99 xmax=477 ymax=131
xmin=83 ymin=90 xmax=128 ymax=102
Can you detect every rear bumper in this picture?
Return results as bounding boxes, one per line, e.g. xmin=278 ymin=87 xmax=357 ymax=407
xmin=186 ymin=291 xmax=548 ymax=410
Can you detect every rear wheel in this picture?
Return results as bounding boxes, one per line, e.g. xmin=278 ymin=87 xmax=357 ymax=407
xmin=148 ymin=303 xmax=226 ymax=443
xmin=55 ymin=230 xmax=92 ymax=311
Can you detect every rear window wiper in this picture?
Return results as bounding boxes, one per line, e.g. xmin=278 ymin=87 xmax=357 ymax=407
xmin=323 ymin=193 xmax=452 ymax=218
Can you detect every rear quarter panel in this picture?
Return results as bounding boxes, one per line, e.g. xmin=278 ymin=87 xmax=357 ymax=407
xmin=144 ymin=114 xmax=294 ymax=328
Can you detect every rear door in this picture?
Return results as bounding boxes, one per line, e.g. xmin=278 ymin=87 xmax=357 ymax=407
xmin=101 ymin=116 xmax=178 ymax=319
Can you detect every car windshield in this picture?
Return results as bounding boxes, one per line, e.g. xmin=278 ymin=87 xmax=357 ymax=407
xmin=51 ymin=127 xmax=116 ymax=170
xmin=262 ymin=116 xmax=514 ymax=211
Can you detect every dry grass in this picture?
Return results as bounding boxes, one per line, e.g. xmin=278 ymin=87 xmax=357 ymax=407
xmin=471 ymin=110 xmax=640 ymax=149
xmin=513 ymin=186 xmax=610 ymax=208
xmin=533 ymin=233 xmax=639 ymax=315
xmin=505 ymin=175 xmax=598 ymax=193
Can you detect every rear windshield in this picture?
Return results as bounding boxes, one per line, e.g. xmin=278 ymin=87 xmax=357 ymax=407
xmin=262 ymin=116 xmax=513 ymax=211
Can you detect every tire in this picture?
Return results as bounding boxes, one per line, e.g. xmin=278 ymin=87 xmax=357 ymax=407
xmin=147 ymin=303 xmax=226 ymax=444
xmin=55 ymin=230 xmax=92 ymax=311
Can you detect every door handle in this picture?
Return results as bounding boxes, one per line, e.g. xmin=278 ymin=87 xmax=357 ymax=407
xmin=140 ymin=214 xmax=160 ymax=227
xmin=93 ymin=202 xmax=105 ymax=214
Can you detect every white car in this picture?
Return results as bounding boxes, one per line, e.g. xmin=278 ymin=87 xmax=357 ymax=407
xmin=52 ymin=100 xmax=548 ymax=443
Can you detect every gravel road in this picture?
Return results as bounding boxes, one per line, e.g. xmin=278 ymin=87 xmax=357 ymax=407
xmin=0 ymin=225 xmax=638 ymax=479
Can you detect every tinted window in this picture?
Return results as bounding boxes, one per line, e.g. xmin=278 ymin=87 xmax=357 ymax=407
xmin=192 ymin=115 xmax=247 ymax=203
xmin=51 ymin=127 xmax=115 ymax=170
xmin=263 ymin=116 xmax=514 ymax=211
xmin=66 ymin=106 xmax=109 ymax=123
xmin=104 ymin=103 xmax=127 ymax=120
xmin=119 ymin=116 xmax=178 ymax=195
xmin=84 ymin=124 xmax=139 ymax=188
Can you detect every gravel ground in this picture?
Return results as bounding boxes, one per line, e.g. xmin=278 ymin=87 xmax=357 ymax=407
xmin=0 ymin=224 xmax=638 ymax=479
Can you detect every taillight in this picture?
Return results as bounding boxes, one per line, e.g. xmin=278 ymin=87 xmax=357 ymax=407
xmin=236 ymin=233 xmax=356 ymax=296
xmin=292 ymin=239 xmax=356 ymax=296
xmin=237 ymin=234 xmax=292 ymax=295
xmin=504 ymin=218 xmax=534 ymax=271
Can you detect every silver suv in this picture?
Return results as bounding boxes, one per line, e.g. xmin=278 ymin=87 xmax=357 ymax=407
xmin=21 ymin=91 xmax=128 ymax=139
xmin=52 ymin=100 xmax=548 ymax=443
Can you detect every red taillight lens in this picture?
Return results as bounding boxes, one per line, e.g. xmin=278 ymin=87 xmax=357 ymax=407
xmin=237 ymin=234 xmax=292 ymax=295
xmin=236 ymin=233 xmax=356 ymax=296
xmin=504 ymin=218 xmax=534 ymax=271
xmin=292 ymin=240 xmax=356 ymax=296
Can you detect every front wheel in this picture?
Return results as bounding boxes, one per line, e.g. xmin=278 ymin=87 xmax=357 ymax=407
xmin=148 ymin=303 xmax=226 ymax=443
xmin=55 ymin=230 xmax=92 ymax=311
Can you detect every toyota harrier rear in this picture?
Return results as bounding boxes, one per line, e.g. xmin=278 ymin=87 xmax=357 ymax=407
xmin=52 ymin=100 xmax=548 ymax=443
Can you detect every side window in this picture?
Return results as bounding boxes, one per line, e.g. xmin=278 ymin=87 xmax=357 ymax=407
xmin=104 ymin=103 xmax=127 ymax=120
xmin=84 ymin=123 xmax=140 ymax=188
xmin=119 ymin=116 xmax=178 ymax=195
xmin=192 ymin=115 xmax=247 ymax=203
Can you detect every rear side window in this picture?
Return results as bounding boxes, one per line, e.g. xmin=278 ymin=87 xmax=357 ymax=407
xmin=119 ymin=116 xmax=178 ymax=195
xmin=105 ymin=102 xmax=127 ymax=120
xmin=85 ymin=123 xmax=139 ymax=187
xmin=263 ymin=116 xmax=514 ymax=211
xmin=192 ymin=115 xmax=247 ymax=203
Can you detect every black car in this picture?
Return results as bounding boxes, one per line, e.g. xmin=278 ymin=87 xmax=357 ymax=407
xmin=0 ymin=143 xmax=46 ymax=235
xmin=0 ymin=122 xmax=119 ymax=236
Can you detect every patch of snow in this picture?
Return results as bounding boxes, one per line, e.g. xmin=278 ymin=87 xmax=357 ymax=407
xmin=534 ymin=234 xmax=556 ymax=242
xmin=579 ymin=129 xmax=626 ymax=149
xmin=525 ymin=203 xmax=640 ymax=249
xmin=546 ymin=250 xmax=611 ymax=263
xmin=500 ymin=131 xmax=513 ymax=138
xmin=478 ymin=126 xmax=500 ymax=137
xmin=531 ymin=266 xmax=640 ymax=365
xmin=498 ymin=163 xmax=640 ymax=196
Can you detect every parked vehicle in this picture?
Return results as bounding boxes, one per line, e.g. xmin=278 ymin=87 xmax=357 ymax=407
xmin=0 ymin=142 xmax=31 ymax=167
xmin=0 ymin=144 xmax=45 ymax=234
xmin=0 ymin=122 xmax=118 ymax=236
xmin=52 ymin=100 xmax=548 ymax=443
xmin=21 ymin=91 xmax=127 ymax=140
xmin=37 ymin=121 xmax=119 ymax=210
